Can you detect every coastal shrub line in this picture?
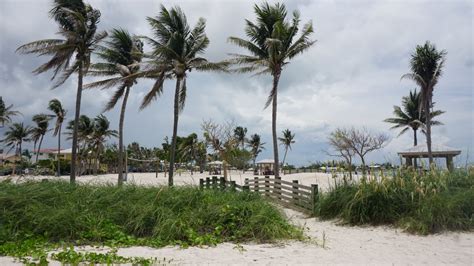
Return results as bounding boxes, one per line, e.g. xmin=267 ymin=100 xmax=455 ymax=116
xmin=0 ymin=181 xmax=302 ymax=263
xmin=316 ymin=169 xmax=474 ymax=234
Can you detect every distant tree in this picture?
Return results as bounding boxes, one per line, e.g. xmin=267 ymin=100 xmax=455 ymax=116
xmin=31 ymin=114 xmax=51 ymax=163
xmin=229 ymin=2 xmax=315 ymax=178
xmin=48 ymin=99 xmax=66 ymax=177
xmin=234 ymin=126 xmax=248 ymax=150
xmin=202 ymin=120 xmax=238 ymax=180
xmin=278 ymin=129 xmax=295 ymax=168
xmin=90 ymin=115 xmax=118 ymax=175
xmin=343 ymin=127 xmax=389 ymax=175
xmin=0 ymin=97 xmax=21 ymax=127
xmin=402 ymin=41 xmax=446 ymax=165
xmin=327 ymin=128 xmax=355 ymax=180
xmin=247 ymin=133 xmax=265 ymax=168
xmin=1 ymin=123 xmax=31 ymax=175
xmin=384 ymin=90 xmax=444 ymax=146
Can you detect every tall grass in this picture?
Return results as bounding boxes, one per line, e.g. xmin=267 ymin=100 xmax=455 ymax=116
xmin=0 ymin=181 xmax=301 ymax=249
xmin=317 ymin=168 xmax=474 ymax=234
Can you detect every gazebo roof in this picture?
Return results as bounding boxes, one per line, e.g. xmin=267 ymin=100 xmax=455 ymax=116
xmin=208 ymin=160 xmax=223 ymax=165
xmin=256 ymin=159 xmax=275 ymax=164
xmin=398 ymin=144 xmax=461 ymax=157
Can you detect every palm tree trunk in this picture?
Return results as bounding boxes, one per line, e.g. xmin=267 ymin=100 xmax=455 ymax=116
xmin=118 ymin=86 xmax=130 ymax=185
xmin=413 ymin=129 xmax=418 ymax=168
xmin=57 ymin=126 xmax=61 ymax=177
xmin=70 ymin=63 xmax=83 ymax=183
xmin=271 ymin=72 xmax=281 ymax=177
xmin=168 ymin=78 xmax=181 ymax=186
xmin=33 ymin=141 xmax=37 ymax=163
xmin=425 ymin=99 xmax=433 ymax=165
xmin=281 ymin=147 xmax=288 ymax=169
xmin=348 ymin=156 xmax=353 ymax=180
xmin=36 ymin=134 xmax=45 ymax=163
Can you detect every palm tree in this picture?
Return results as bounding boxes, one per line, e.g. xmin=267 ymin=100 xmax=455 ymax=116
xmin=278 ymin=129 xmax=295 ymax=168
xmin=31 ymin=114 xmax=51 ymax=163
xmin=140 ymin=5 xmax=227 ymax=186
xmin=90 ymin=115 xmax=118 ymax=174
xmin=16 ymin=0 xmax=107 ymax=183
xmin=402 ymin=41 xmax=446 ymax=165
xmin=1 ymin=123 xmax=31 ymax=174
xmin=234 ymin=126 xmax=248 ymax=150
xmin=0 ymin=97 xmax=21 ymax=127
xmin=229 ymin=2 xmax=315 ymax=177
xmin=66 ymin=115 xmax=94 ymax=174
xmin=247 ymin=133 xmax=265 ymax=168
xmin=384 ymin=90 xmax=444 ymax=146
xmin=178 ymin=133 xmax=199 ymax=174
xmin=48 ymin=99 xmax=66 ymax=176
xmin=85 ymin=28 xmax=143 ymax=184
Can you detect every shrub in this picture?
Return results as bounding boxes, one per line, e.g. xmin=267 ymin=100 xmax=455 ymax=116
xmin=317 ymin=169 xmax=474 ymax=234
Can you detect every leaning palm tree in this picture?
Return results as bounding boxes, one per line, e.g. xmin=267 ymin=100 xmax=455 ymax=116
xmin=247 ymin=133 xmax=265 ymax=168
xmin=140 ymin=5 xmax=227 ymax=186
xmin=384 ymin=89 xmax=444 ymax=146
xmin=31 ymin=114 xmax=51 ymax=163
xmin=16 ymin=0 xmax=107 ymax=183
xmin=402 ymin=41 xmax=446 ymax=165
xmin=85 ymin=28 xmax=143 ymax=185
xmin=234 ymin=126 xmax=248 ymax=150
xmin=1 ymin=123 xmax=31 ymax=175
xmin=0 ymin=97 xmax=21 ymax=127
xmin=229 ymin=2 xmax=315 ymax=177
xmin=278 ymin=129 xmax=295 ymax=168
xmin=48 ymin=99 xmax=66 ymax=176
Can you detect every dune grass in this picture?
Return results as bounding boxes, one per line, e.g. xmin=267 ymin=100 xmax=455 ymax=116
xmin=0 ymin=180 xmax=302 ymax=263
xmin=316 ymin=168 xmax=474 ymax=234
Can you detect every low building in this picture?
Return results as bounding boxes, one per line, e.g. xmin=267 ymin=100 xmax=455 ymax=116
xmin=256 ymin=159 xmax=277 ymax=175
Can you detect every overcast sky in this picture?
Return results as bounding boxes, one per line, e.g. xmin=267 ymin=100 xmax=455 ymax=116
xmin=0 ymin=0 xmax=472 ymax=166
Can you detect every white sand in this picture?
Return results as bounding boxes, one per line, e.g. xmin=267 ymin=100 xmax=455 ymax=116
xmin=1 ymin=172 xmax=472 ymax=265
xmin=3 ymin=170 xmax=359 ymax=192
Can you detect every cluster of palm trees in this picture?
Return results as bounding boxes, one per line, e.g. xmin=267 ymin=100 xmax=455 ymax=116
xmin=386 ymin=41 xmax=446 ymax=166
xmin=1 ymin=96 xmax=117 ymax=175
xmin=17 ymin=1 xmax=314 ymax=185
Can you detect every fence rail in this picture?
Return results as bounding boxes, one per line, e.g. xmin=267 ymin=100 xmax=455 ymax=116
xmin=199 ymin=176 xmax=318 ymax=214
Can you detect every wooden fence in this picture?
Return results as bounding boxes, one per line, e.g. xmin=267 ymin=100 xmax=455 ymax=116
xmin=199 ymin=176 xmax=318 ymax=214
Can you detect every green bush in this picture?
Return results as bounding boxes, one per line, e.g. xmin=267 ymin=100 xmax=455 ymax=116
xmin=317 ymin=169 xmax=474 ymax=234
xmin=0 ymin=181 xmax=301 ymax=250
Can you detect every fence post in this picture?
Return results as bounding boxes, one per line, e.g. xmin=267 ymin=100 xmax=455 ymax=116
xmin=275 ymin=176 xmax=282 ymax=200
xmin=244 ymin=178 xmax=249 ymax=187
xmin=219 ymin=177 xmax=226 ymax=190
xmin=254 ymin=177 xmax=259 ymax=193
xmin=264 ymin=176 xmax=270 ymax=195
xmin=206 ymin=177 xmax=211 ymax=189
xmin=230 ymin=180 xmax=236 ymax=191
xmin=243 ymin=184 xmax=250 ymax=192
xmin=212 ymin=176 xmax=218 ymax=189
xmin=311 ymin=184 xmax=319 ymax=215
xmin=292 ymin=180 xmax=299 ymax=203
xmin=199 ymin=178 xmax=204 ymax=189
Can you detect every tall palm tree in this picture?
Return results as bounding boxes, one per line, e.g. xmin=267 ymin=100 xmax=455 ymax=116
xmin=31 ymin=114 xmax=51 ymax=163
xmin=234 ymin=126 xmax=248 ymax=150
xmin=229 ymin=2 xmax=315 ymax=177
xmin=16 ymin=0 xmax=107 ymax=183
xmin=402 ymin=41 xmax=446 ymax=164
xmin=384 ymin=90 xmax=444 ymax=146
xmin=48 ymin=99 xmax=66 ymax=176
xmin=247 ymin=133 xmax=265 ymax=168
xmin=0 ymin=97 xmax=21 ymax=127
xmin=89 ymin=114 xmax=118 ymax=175
xmin=85 ymin=28 xmax=143 ymax=185
xmin=278 ymin=129 xmax=295 ymax=168
xmin=140 ymin=5 xmax=227 ymax=186
xmin=1 ymin=123 xmax=31 ymax=174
